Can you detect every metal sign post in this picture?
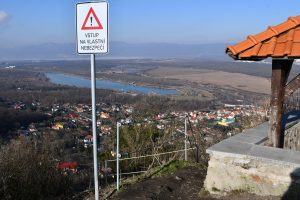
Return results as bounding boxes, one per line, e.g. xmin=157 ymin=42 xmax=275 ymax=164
xmin=185 ymin=114 xmax=188 ymax=161
xmin=91 ymin=53 xmax=99 ymax=199
xmin=116 ymin=122 xmax=121 ymax=190
xmin=76 ymin=2 xmax=108 ymax=200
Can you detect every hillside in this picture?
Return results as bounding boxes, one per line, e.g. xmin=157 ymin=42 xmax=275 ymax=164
xmin=109 ymin=161 xmax=280 ymax=200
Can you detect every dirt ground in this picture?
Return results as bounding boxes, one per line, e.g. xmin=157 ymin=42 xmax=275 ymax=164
xmin=110 ymin=165 xmax=280 ymax=200
xmin=147 ymin=67 xmax=271 ymax=94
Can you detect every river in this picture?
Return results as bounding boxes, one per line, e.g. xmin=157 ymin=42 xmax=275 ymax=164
xmin=46 ymin=73 xmax=178 ymax=95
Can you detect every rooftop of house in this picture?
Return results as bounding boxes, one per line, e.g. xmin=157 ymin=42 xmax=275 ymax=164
xmin=85 ymin=134 xmax=93 ymax=139
xmin=226 ymin=15 xmax=300 ymax=60
xmin=56 ymin=162 xmax=78 ymax=170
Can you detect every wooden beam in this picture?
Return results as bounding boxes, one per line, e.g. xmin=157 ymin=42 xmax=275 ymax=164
xmin=285 ymin=73 xmax=300 ymax=97
xmin=268 ymin=59 xmax=293 ymax=148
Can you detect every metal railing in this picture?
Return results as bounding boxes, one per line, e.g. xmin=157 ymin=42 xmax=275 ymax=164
xmin=104 ymin=147 xmax=196 ymax=189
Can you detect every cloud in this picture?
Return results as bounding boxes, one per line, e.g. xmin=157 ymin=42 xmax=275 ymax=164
xmin=0 ymin=11 xmax=10 ymax=25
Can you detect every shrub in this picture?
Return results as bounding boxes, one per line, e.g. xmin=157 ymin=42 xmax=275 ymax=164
xmin=0 ymin=139 xmax=71 ymax=200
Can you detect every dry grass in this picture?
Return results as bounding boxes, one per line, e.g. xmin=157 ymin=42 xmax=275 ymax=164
xmin=147 ymin=67 xmax=271 ymax=94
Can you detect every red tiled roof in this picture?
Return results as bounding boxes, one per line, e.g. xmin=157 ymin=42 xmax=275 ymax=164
xmin=56 ymin=162 xmax=78 ymax=170
xmin=85 ymin=134 xmax=93 ymax=139
xmin=226 ymin=16 xmax=300 ymax=60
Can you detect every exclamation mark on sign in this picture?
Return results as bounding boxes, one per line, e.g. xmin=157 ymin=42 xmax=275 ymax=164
xmin=90 ymin=16 xmax=93 ymax=26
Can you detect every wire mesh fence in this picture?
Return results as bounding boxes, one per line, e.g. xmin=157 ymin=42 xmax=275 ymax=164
xmin=101 ymin=147 xmax=196 ymax=186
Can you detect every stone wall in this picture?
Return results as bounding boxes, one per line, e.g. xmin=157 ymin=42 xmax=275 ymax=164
xmin=205 ymin=152 xmax=298 ymax=196
xmin=285 ymin=121 xmax=300 ymax=151
xmin=204 ymin=123 xmax=300 ymax=198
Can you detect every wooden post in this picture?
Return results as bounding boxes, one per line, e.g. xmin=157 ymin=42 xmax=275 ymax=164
xmin=268 ymin=59 xmax=293 ymax=148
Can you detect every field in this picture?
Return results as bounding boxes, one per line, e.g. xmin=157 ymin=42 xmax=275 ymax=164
xmin=146 ymin=67 xmax=271 ymax=94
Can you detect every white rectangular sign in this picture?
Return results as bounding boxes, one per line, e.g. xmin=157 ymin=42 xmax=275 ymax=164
xmin=76 ymin=2 xmax=108 ymax=54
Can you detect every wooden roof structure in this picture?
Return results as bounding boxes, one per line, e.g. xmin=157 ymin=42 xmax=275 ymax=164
xmin=226 ymin=15 xmax=300 ymax=148
xmin=226 ymin=16 xmax=300 ymax=60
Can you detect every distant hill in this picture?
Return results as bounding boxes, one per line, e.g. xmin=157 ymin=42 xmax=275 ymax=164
xmin=0 ymin=42 xmax=230 ymax=61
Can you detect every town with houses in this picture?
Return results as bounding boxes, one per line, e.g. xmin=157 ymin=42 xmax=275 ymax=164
xmin=1 ymin=98 xmax=267 ymax=175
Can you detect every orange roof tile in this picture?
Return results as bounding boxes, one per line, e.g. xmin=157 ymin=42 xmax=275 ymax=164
xmin=226 ymin=16 xmax=300 ymax=60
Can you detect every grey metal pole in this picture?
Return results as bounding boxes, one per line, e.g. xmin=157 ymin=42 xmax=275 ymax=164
xmin=91 ymin=54 xmax=99 ymax=200
xmin=116 ymin=122 xmax=120 ymax=190
xmin=184 ymin=114 xmax=188 ymax=161
xmin=105 ymin=160 xmax=108 ymax=186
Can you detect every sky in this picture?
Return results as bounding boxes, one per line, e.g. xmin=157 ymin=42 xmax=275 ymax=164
xmin=1 ymin=0 xmax=300 ymax=48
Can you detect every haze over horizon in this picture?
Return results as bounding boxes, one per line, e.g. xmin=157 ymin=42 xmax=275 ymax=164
xmin=1 ymin=0 xmax=300 ymax=60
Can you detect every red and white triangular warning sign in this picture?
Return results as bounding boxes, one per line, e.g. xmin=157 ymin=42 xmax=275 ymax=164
xmin=81 ymin=7 xmax=103 ymax=30
xmin=77 ymin=2 xmax=108 ymax=54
